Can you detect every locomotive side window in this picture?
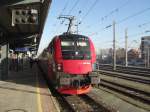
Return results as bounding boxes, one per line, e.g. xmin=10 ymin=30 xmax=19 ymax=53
xmin=60 ymin=35 xmax=91 ymax=60
xmin=49 ymin=39 xmax=54 ymax=54
xmin=50 ymin=43 xmax=53 ymax=54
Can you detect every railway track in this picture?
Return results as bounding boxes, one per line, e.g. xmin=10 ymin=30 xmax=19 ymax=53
xmin=97 ymin=64 xmax=150 ymax=78
xmin=39 ymin=64 xmax=150 ymax=111
xmin=93 ymin=65 xmax=150 ymax=110
xmin=46 ymin=81 xmax=114 ymax=112
xmin=97 ymin=69 xmax=150 ymax=84
xmin=97 ymin=80 xmax=150 ymax=111
xmin=39 ymin=65 xmax=114 ymax=112
xmin=38 ymin=65 xmax=74 ymax=112
xmin=99 ymin=80 xmax=150 ymax=104
xmin=99 ymin=67 xmax=150 ymax=78
xmin=95 ymin=68 xmax=150 ymax=103
xmin=98 ymin=64 xmax=150 ymax=71
xmin=62 ymin=94 xmax=112 ymax=112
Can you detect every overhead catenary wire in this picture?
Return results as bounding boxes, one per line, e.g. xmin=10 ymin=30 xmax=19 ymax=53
xmin=80 ymin=0 xmax=99 ymax=23
xmin=52 ymin=0 xmax=70 ymax=34
xmin=138 ymin=21 xmax=150 ymax=27
xmin=115 ymin=20 xmax=150 ymax=40
xmin=68 ymin=0 xmax=80 ymax=15
xmin=83 ymin=0 xmax=130 ymax=34
xmin=38 ymin=0 xmax=71 ymax=51
xmin=53 ymin=0 xmax=81 ymax=35
xmin=76 ymin=0 xmax=89 ymax=16
xmin=59 ymin=0 xmax=70 ymax=16
xmin=116 ymin=30 xmax=150 ymax=47
xmin=117 ymin=7 xmax=150 ymax=24
xmin=88 ymin=7 xmax=150 ymax=36
xmin=100 ymin=0 xmax=130 ymax=21
xmin=128 ymin=30 xmax=150 ymax=38
xmin=96 ymin=29 xmax=150 ymax=48
xmin=97 ymin=30 xmax=150 ymax=49
xmin=113 ymin=20 xmax=150 ymax=40
xmin=61 ymin=0 xmax=80 ymax=24
xmin=53 ymin=0 xmax=70 ymax=25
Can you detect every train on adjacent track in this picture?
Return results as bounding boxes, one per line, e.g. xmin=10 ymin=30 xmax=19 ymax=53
xmin=39 ymin=33 xmax=100 ymax=95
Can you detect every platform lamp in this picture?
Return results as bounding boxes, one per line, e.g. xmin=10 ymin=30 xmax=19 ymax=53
xmin=12 ymin=9 xmax=38 ymax=26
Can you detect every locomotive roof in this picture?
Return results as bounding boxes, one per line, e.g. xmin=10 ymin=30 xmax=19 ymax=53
xmin=59 ymin=34 xmax=89 ymax=40
xmin=47 ymin=34 xmax=89 ymax=48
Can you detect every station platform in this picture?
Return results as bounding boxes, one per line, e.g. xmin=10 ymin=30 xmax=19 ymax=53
xmin=0 ymin=62 xmax=58 ymax=112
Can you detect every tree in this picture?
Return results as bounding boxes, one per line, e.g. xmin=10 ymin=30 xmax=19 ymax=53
xmin=128 ymin=49 xmax=140 ymax=60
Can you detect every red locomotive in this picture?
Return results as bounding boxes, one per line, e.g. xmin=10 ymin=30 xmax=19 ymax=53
xmin=39 ymin=33 xmax=100 ymax=95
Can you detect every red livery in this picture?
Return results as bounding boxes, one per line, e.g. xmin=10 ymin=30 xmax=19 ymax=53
xmin=39 ymin=34 xmax=100 ymax=95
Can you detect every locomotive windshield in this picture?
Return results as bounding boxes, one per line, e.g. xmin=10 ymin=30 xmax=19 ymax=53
xmin=60 ymin=35 xmax=91 ymax=60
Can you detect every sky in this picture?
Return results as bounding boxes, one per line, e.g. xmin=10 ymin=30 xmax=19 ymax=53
xmin=38 ymin=0 xmax=150 ymax=54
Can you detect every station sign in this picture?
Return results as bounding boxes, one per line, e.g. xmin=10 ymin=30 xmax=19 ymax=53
xmin=15 ymin=47 xmax=29 ymax=52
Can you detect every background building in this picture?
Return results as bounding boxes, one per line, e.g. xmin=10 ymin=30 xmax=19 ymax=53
xmin=140 ymin=36 xmax=150 ymax=67
xmin=141 ymin=36 xmax=150 ymax=59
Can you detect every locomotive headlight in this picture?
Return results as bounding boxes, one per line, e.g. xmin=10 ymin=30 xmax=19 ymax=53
xmin=57 ymin=63 xmax=63 ymax=71
xmin=28 ymin=15 xmax=38 ymax=23
xmin=15 ymin=18 xmax=21 ymax=23
xmin=58 ymin=66 xmax=61 ymax=70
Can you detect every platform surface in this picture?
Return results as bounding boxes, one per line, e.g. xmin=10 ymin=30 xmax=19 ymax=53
xmin=0 ymin=62 xmax=58 ymax=112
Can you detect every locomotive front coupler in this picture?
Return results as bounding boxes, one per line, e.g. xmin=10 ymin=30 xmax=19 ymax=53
xmin=89 ymin=72 xmax=100 ymax=86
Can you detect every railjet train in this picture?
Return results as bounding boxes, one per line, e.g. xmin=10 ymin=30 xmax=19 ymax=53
xmin=39 ymin=33 xmax=100 ymax=95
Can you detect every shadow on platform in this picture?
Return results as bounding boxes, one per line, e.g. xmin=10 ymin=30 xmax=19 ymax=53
xmin=0 ymin=63 xmax=50 ymax=96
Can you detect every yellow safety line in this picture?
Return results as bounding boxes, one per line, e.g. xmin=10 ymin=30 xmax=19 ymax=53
xmin=36 ymin=70 xmax=43 ymax=112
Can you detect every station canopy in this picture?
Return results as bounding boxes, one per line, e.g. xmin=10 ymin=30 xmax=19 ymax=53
xmin=0 ymin=0 xmax=52 ymax=53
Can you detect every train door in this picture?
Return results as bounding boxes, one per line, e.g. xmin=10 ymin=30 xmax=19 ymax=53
xmin=47 ymin=40 xmax=56 ymax=83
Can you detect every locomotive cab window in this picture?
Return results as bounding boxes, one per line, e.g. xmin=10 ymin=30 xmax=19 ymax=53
xmin=60 ymin=35 xmax=91 ymax=60
xmin=77 ymin=41 xmax=87 ymax=46
xmin=61 ymin=41 xmax=74 ymax=46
